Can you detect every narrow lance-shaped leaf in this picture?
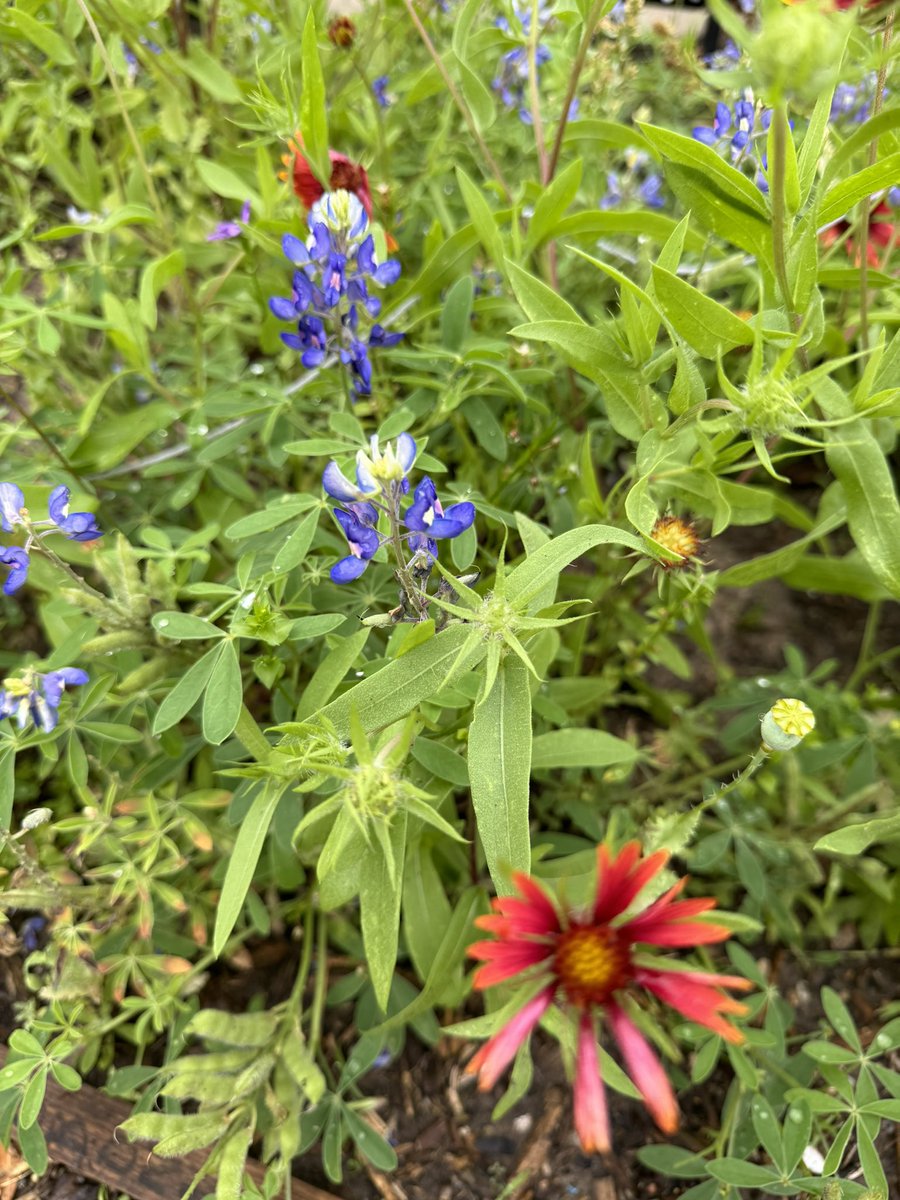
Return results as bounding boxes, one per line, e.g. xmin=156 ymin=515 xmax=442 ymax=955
xmin=468 ymin=655 xmax=532 ymax=894
xmin=300 ymin=11 xmax=330 ymax=185
xmin=213 ymin=783 xmax=285 ymax=956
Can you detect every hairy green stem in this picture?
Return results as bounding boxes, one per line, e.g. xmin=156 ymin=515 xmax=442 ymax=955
xmin=400 ymin=0 xmax=512 ymax=202
xmin=770 ymin=103 xmax=794 ymax=323
xmin=858 ymin=9 xmax=894 ymax=354
xmin=546 ymin=0 xmax=603 ymax=182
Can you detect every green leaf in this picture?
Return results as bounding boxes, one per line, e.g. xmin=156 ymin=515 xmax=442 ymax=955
xmin=823 ymin=399 xmax=900 ymax=598
xmin=468 ymin=656 xmax=531 ymax=893
xmin=376 ymin=888 xmax=480 ymax=1033
xmin=507 ymin=260 xmax=582 ymax=323
xmin=456 ymin=166 xmax=505 ymax=270
xmin=202 ymin=642 xmax=243 ymax=746
xmin=17 ymin=1119 xmax=48 ymax=1175
xmin=818 ymin=153 xmax=900 ymax=226
xmin=797 ymin=87 xmax=835 ymax=206
xmin=300 ymin=11 xmax=330 ymax=185
xmin=8 ymin=1031 xmax=43 ymax=1058
xmin=291 ymin=614 xmax=346 ymax=640
xmin=524 ymin=159 xmax=582 ymax=253
xmin=531 ymin=729 xmax=636 ymax=770
xmin=138 ymin=250 xmax=185 ymax=331
xmin=3 ymin=10 xmax=76 ymax=64
xmin=152 ymin=612 xmax=226 ymax=640
xmin=18 ymin=1068 xmax=47 ymax=1130
xmin=152 ymin=645 xmax=220 ymax=734
xmin=297 ymin=628 xmax=370 ymax=720
xmin=317 ymin=625 xmax=486 ymax=738
xmin=195 ymin=159 xmax=259 ymax=206
xmin=706 ymin=1160 xmax=779 ymax=1187
xmin=650 ymin=265 xmax=754 ymax=358
xmin=0 ymin=746 xmax=14 ymax=830
xmin=359 ymin=814 xmax=406 ymax=1011
xmin=179 ymin=42 xmax=243 ymax=103
xmin=441 ymin=276 xmax=474 ymax=350
xmin=504 ymin=524 xmax=646 ymax=608
xmin=458 ymin=60 xmax=496 ymax=132
xmin=814 ymin=810 xmax=900 ymax=855
xmin=48 ymin=1062 xmax=81 ymax=1092
xmin=273 ymin=509 xmax=318 ymax=574
xmin=343 ymin=1105 xmax=398 ymax=1172
xmin=821 ymin=987 xmax=862 ymax=1053
xmin=635 ymin=1145 xmax=708 ymax=1179
xmin=0 ymin=1058 xmax=38 ymax=1089
xmin=213 ymin=783 xmax=284 ymax=956
xmin=639 ymin=123 xmax=769 ymax=217
xmin=410 ymin=739 xmax=469 ymax=787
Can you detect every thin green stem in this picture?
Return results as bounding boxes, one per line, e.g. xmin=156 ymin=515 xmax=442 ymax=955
xmin=0 ymin=382 xmax=93 ymax=493
xmin=846 ymin=600 xmax=881 ymax=693
xmin=527 ymin=0 xmax=548 ymax=186
xmin=400 ymin=0 xmax=512 ymax=203
xmin=858 ymin=9 xmax=894 ymax=354
xmin=699 ymin=746 xmax=770 ymax=814
xmin=73 ymin=0 xmax=167 ymax=225
xmin=308 ymin=907 xmax=328 ymax=1053
xmin=770 ymin=103 xmax=794 ymax=323
xmin=546 ymin=0 xmax=603 ymax=182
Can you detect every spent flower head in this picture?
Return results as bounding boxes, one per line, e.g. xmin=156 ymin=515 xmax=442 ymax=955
xmin=761 ymin=698 xmax=815 ymax=751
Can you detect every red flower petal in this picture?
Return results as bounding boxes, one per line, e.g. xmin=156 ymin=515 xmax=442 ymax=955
xmin=466 ymin=987 xmax=555 ymax=1090
xmin=607 ymin=1002 xmax=678 ymax=1134
xmin=574 ymin=1012 xmax=611 ymax=1154
xmin=470 ymin=940 xmax=552 ymax=989
xmin=636 ymin=968 xmax=749 ymax=1044
xmin=593 ymin=842 xmax=669 ymax=924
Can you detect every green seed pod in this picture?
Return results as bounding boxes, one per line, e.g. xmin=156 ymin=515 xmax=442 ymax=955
xmin=760 ymin=698 xmax=816 ymax=751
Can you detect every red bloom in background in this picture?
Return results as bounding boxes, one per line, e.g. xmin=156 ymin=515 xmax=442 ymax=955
xmin=280 ymin=139 xmax=373 ymax=220
xmin=466 ymin=842 xmax=751 ymax=1153
xmin=821 ymin=200 xmax=895 ymax=268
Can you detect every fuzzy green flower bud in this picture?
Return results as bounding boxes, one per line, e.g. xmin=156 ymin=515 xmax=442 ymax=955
xmin=761 ymin=698 xmax=815 ymax=751
xmin=751 ymin=5 xmax=848 ymax=104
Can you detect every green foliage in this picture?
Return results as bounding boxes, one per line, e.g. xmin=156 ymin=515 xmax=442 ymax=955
xmin=1 ymin=0 xmax=898 ymax=1195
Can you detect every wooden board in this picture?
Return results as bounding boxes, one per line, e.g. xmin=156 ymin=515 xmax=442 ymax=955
xmin=0 ymin=1047 xmax=340 ymax=1200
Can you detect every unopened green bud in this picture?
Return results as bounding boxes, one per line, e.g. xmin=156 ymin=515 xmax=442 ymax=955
xmin=761 ymin=698 xmax=815 ymax=751
xmin=21 ymin=807 xmax=53 ymax=831
xmin=752 ymin=5 xmax=848 ymax=103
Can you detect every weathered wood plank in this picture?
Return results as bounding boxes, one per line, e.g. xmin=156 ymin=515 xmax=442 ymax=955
xmin=0 ymin=1047 xmax=339 ymax=1200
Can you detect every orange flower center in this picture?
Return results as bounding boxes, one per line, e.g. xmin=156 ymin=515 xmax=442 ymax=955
xmin=651 ymin=516 xmax=699 ymax=568
xmin=553 ymin=925 xmax=632 ymax=1007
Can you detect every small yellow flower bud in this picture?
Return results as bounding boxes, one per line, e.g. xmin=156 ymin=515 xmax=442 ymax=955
xmin=760 ymin=698 xmax=815 ymax=752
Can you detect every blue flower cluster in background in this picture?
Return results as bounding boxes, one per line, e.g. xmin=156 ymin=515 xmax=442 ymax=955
xmin=692 ymin=98 xmax=775 ymax=193
xmin=0 ymin=667 xmax=89 ymax=732
xmin=493 ymin=5 xmax=553 ymax=125
xmin=601 ymin=148 xmax=665 ymax=211
xmin=268 ymin=191 xmax=403 ymax=396
xmin=0 ymin=483 xmax=103 ymax=595
xmin=322 ymin=433 xmax=475 ymax=585
xmin=830 ymin=74 xmax=888 ymax=125
xmin=372 ymin=76 xmax=391 ymax=109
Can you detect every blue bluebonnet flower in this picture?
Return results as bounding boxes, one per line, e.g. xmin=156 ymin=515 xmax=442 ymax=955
xmin=20 ymin=916 xmax=46 ymax=953
xmin=331 ymin=504 xmax=381 ymax=583
xmin=48 ymin=486 xmax=103 ymax=541
xmin=207 ymin=200 xmax=251 ymax=242
xmin=692 ymin=97 xmax=776 ymax=191
xmin=322 ymin=434 xmax=475 ymax=589
xmin=0 ymin=483 xmax=103 ymax=596
xmin=493 ymin=44 xmax=551 ymax=123
xmin=404 ymin=478 xmax=475 ymax=540
xmin=1 ymin=548 xmax=29 ymax=595
xmin=830 ymin=75 xmax=887 ymax=125
xmin=373 ymin=76 xmax=391 ymax=109
xmin=702 ymin=39 xmax=741 ymax=70
xmin=268 ymin=190 xmax=403 ymax=396
xmin=888 ymin=186 xmax=900 ymax=208
xmin=0 ymin=667 xmax=89 ymax=733
xmin=600 ymin=150 xmax=666 ymax=211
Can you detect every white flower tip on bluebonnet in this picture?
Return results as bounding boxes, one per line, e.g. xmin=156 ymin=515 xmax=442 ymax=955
xmin=356 ymin=433 xmax=417 ymax=490
xmin=760 ymin=698 xmax=815 ymax=752
xmin=309 ymin=190 xmax=368 ymax=242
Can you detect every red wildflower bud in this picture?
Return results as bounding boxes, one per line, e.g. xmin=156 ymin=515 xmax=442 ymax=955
xmin=327 ymin=16 xmax=356 ymax=47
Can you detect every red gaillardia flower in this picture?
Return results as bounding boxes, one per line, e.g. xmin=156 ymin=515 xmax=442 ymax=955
xmin=280 ymin=140 xmax=373 ymax=221
xmin=820 ymin=199 xmax=895 ymax=269
xmin=466 ymin=843 xmax=751 ymax=1153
